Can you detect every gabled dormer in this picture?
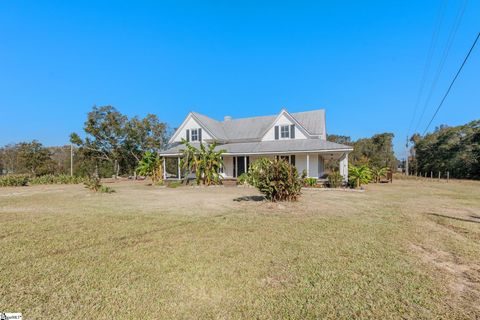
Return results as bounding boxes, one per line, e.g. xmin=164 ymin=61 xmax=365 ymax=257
xmin=261 ymin=109 xmax=310 ymax=141
xmin=168 ymin=112 xmax=215 ymax=144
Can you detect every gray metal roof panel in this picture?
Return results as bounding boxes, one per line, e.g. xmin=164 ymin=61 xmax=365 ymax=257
xmin=188 ymin=109 xmax=326 ymax=141
xmin=160 ymin=139 xmax=352 ymax=155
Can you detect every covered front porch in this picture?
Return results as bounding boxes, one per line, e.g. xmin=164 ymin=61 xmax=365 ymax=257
xmin=220 ymin=152 xmax=348 ymax=181
xmin=161 ymin=151 xmax=349 ymax=182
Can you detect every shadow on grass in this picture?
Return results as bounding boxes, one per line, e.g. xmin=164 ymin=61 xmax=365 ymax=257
xmin=233 ymin=195 xmax=265 ymax=202
xmin=428 ymin=212 xmax=480 ymax=224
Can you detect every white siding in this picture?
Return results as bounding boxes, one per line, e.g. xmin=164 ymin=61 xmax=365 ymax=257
xmin=318 ymin=155 xmax=325 ymax=177
xmin=262 ymin=113 xmax=307 ymax=141
xmin=293 ymin=153 xmax=321 ymax=178
xmin=222 ymin=154 xmax=324 ymax=178
xmin=223 ymin=156 xmax=234 ymax=177
xmin=171 ymin=116 xmax=212 ymax=143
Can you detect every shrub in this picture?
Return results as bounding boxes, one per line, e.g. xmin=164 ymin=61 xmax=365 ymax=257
xmin=84 ymin=176 xmax=102 ymax=192
xmin=167 ymin=181 xmax=182 ymax=188
xmin=0 ymin=174 xmax=30 ymax=187
xmin=84 ymin=177 xmax=115 ymax=193
xmin=371 ymin=167 xmax=388 ymax=183
xmin=247 ymin=158 xmax=302 ymax=202
xmin=180 ymin=140 xmax=225 ymax=185
xmin=348 ymin=165 xmax=372 ymax=188
xmin=237 ymin=173 xmax=249 ymax=185
xmin=136 ymin=151 xmax=163 ymax=183
xmin=29 ymin=174 xmax=85 ymax=185
xmin=301 ymin=169 xmax=307 ymax=179
xmin=327 ymin=171 xmax=343 ymax=188
xmin=99 ymin=185 xmax=115 ymax=193
xmin=304 ymin=177 xmax=317 ymax=187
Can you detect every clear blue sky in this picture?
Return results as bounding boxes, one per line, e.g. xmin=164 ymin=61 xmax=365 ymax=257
xmin=1 ymin=1 xmax=479 ymax=158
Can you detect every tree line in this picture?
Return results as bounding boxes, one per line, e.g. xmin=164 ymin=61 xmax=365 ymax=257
xmin=327 ymin=132 xmax=398 ymax=170
xmin=0 ymin=106 xmax=170 ymax=178
xmin=2 ymin=105 xmax=477 ymax=181
xmin=408 ymin=120 xmax=480 ymax=179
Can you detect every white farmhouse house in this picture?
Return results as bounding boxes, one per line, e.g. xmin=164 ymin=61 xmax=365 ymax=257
xmin=159 ymin=109 xmax=353 ymax=181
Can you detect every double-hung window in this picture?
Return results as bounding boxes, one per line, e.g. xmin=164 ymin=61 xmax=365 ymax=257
xmin=280 ymin=125 xmax=290 ymax=138
xmin=191 ymin=129 xmax=199 ymax=141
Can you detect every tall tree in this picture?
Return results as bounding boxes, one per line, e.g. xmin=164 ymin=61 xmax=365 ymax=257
xmin=123 ymin=114 xmax=169 ymax=174
xmin=71 ymin=106 xmax=169 ymax=178
xmin=327 ymin=134 xmax=352 ymax=145
xmin=349 ymin=133 xmax=397 ymax=169
xmin=0 ymin=144 xmax=20 ymax=174
xmin=17 ymin=140 xmax=54 ymax=176
xmin=71 ymin=106 xmax=128 ymax=178
xmin=411 ymin=120 xmax=480 ymax=179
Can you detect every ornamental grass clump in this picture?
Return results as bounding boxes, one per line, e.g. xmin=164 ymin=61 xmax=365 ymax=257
xmin=303 ymin=177 xmax=317 ymax=187
xmin=247 ymin=158 xmax=302 ymax=202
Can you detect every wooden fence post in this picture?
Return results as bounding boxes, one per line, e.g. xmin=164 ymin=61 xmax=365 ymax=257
xmin=438 ymin=171 xmax=441 ymax=179
xmin=430 ymin=171 xmax=433 ymax=179
xmin=447 ymin=171 xmax=449 ymax=182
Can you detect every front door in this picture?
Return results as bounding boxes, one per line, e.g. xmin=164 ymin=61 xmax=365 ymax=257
xmin=237 ymin=156 xmax=245 ymax=176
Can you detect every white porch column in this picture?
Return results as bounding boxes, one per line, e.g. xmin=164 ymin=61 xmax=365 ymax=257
xmin=163 ymin=157 xmax=166 ymax=180
xmin=306 ymin=153 xmax=310 ymax=177
xmin=339 ymin=153 xmax=348 ymax=182
xmin=244 ymin=156 xmax=247 ymax=173
xmin=177 ymin=157 xmax=181 ymax=179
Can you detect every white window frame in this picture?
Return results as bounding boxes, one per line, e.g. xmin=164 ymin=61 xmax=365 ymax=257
xmin=280 ymin=125 xmax=290 ymax=139
xmin=191 ymin=128 xmax=199 ymax=141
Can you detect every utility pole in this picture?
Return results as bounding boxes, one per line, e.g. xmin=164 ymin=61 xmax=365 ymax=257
xmin=405 ymin=136 xmax=409 ymax=176
xmin=70 ymin=144 xmax=73 ymax=177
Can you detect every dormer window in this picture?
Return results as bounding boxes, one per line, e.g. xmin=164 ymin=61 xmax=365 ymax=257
xmin=191 ymin=129 xmax=199 ymax=141
xmin=280 ymin=125 xmax=290 ymax=138
xmin=274 ymin=124 xmax=295 ymax=140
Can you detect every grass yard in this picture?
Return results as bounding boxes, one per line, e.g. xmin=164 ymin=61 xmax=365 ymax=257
xmin=1 ymin=179 xmax=479 ymax=319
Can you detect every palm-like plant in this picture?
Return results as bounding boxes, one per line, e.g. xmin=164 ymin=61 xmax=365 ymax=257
xmin=180 ymin=140 xmax=225 ymax=185
xmin=371 ymin=166 xmax=388 ymax=183
xmin=348 ymin=164 xmax=372 ymax=188
xmin=180 ymin=140 xmax=201 ymax=184
xmin=136 ymin=151 xmax=163 ymax=183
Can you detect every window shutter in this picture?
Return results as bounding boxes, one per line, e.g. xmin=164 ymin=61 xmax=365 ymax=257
xmin=290 ymin=124 xmax=295 ymax=139
xmin=274 ymin=126 xmax=279 ymax=140
xmin=186 ymin=129 xmax=190 ymax=142
xmin=198 ymin=128 xmax=202 ymax=141
xmin=291 ymin=155 xmax=296 ymax=166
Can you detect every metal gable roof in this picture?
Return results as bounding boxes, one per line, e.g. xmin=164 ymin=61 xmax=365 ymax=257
xmin=189 ymin=109 xmax=326 ymax=141
xmin=160 ymin=139 xmax=352 ymax=156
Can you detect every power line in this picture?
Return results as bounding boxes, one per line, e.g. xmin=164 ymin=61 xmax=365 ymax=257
xmin=407 ymin=0 xmax=449 ymax=137
xmin=422 ymin=32 xmax=480 ymax=135
xmin=414 ymin=0 xmax=469 ymax=134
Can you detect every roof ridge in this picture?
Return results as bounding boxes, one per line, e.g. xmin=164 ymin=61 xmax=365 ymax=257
xmin=192 ymin=109 xmax=324 ymax=123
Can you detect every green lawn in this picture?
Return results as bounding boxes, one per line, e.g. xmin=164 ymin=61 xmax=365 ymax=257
xmin=1 ymin=179 xmax=479 ymax=319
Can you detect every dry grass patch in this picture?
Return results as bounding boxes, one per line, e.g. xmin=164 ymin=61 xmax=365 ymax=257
xmin=0 ymin=179 xmax=479 ymax=319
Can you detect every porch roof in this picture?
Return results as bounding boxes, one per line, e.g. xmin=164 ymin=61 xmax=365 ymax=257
xmin=159 ymin=139 xmax=353 ymax=156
